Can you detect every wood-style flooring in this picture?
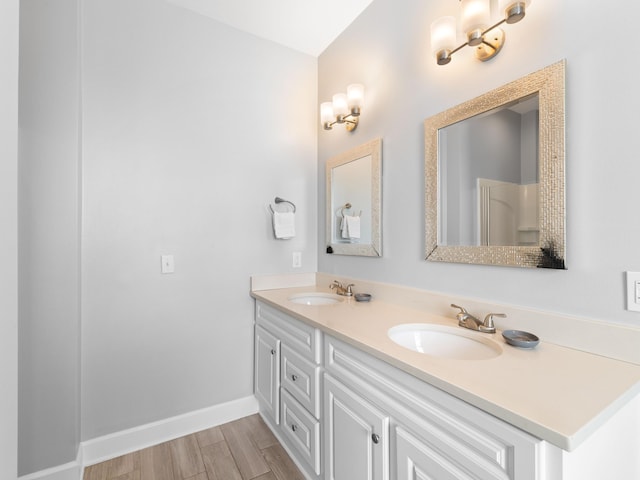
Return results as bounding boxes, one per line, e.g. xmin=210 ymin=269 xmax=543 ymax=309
xmin=83 ymin=414 xmax=305 ymax=480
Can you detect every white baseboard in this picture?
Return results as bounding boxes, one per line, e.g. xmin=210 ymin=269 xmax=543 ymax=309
xmin=18 ymin=452 xmax=82 ymax=480
xmin=19 ymin=396 xmax=259 ymax=480
xmin=82 ymin=395 xmax=258 ymax=468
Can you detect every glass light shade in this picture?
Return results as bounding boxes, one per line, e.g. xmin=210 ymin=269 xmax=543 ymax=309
xmin=499 ymin=0 xmax=531 ymax=23
xmin=332 ymin=93 xmax=349 ymax=117
xmin=460 ymin=0 xmax=490 ymax=35
xmin=347 ymin=84 xmax=364 ymax=109
xmin=320 ymin=102 xmax=334 ymax=124
xmin=430 ymin=16 xmax=457 ymax=55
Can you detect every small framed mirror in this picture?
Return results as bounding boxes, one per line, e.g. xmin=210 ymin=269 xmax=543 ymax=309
xmin=425 ymin=60 xmax=566 ymax=268
xmin=326 ymin=138 xmax=382 ymax=256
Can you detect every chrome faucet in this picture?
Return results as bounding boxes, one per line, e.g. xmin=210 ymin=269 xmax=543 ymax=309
xmin=330 ymin=280 xmax=354 ymax=297
xmin=450 ymin=304 xmax=505 ymax=334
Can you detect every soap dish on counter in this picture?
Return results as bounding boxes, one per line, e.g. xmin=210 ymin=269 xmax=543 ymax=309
xmin=354 ymin=293 xmax=372 ymax=302
xmin=502 ymin=330 xmax=539 ymax=348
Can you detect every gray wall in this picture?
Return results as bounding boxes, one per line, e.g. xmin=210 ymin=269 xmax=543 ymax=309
xmin=80 ymin=0 xmax=317 ymax=440
xmin=18 ymin=0 xmax=81 ymax=474
xmin=318 ymin=0 xmax=640 ymax=328
xmin=0 ymin=0 xmax=19 ymax=478
xmin=17 ymin=0 xmax=317 ymax=474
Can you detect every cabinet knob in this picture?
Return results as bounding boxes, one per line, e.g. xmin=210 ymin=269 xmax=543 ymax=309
xmin=270 ymin=349 xmax=276 ymax=355
xmin=291 ymin=424 xmax=298 ymax=432
xmin=291 ymin=374 xmax=298 ymax=382
xmin=371 ymin=433 xmax=380 ymax=444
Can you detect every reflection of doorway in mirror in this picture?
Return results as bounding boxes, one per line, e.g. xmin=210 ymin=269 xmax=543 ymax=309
xmin=478 ymin=178 xmax=539 ymax=246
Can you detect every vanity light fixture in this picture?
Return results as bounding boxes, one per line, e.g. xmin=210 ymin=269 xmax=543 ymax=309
xmin=320 ymin=84 xmax=364 ymax=132
xmin=431 ymin=0 xmax=531 ymax=66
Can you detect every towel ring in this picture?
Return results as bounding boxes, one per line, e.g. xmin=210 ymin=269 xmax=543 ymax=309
xmin=340 ymin=203 xmax=361 ymax=218
xmin=269 ymin=196 xmax=296 ymax=214
xmin=340 ymin=203 xmax=352 ymax=218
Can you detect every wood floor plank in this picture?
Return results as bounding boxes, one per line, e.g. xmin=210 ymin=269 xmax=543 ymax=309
xmin=109 ymin=451 xmax=140 ymax=478
xmin=195 ymin=425 xmax=224 ymax=448
xmin=183 ymin=473 xmax=208 ymax=480
xmin=169 ymin=434 xmax=205 ymax=479
xmin=261 ymin=444 xmax=305 ymax=480
xmin=83 ymin=462 xmax=110 ymax=480
xmin=252 ymin=472 xmax=277 ymax=480
xmin=201 ymin=441 xmax=242 ymax=480
xmin=221 ymin=419 xmax=270 ymax=479
xmin=112 ymin=471 xmax=141 ymax=480
xmin=240 ymin=414 xmax=278 ymax=450
xmin=139 ymin=442 xmax=175 ymax=480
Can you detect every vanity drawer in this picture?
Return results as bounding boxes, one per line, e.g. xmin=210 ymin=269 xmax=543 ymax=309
xmin=256 ymin=301 xmax=322 ymax=362
xmin=281 ymin=344 xmax=321 ymax=418
xmin=281 ymin=388 xmax=321 ymax=476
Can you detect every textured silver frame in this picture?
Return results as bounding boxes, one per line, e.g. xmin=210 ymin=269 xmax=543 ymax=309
xmin=326 ymin=138 xmax=382 ymax=257
xmin=425 ymin=60 xmax=566 ymax=268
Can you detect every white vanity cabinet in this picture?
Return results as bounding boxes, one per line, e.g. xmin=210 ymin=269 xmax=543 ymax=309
xmin=254 ymin=301 xmax=323 ymax=479
xmin=324 ymin=335 xmax=543 ymax=480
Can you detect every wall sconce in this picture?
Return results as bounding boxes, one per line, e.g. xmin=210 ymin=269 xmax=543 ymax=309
xmin=320 ymin=84 xmax=364 ymax=132
xmin=431 ymin=0 xmax=531 ymax=66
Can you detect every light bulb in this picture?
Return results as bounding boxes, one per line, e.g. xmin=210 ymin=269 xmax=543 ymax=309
xmin=431 ymin=16 xmax=457 ymax=65
xmin=332 ymin=93 xmax=349 ymax=118
xmin=347 ymin=84 xmax=364 ymax=110
xmin=461 ymin=0 xmax=490 ymax=46
xmin=320 ymin=102 xmax=334 ymax=126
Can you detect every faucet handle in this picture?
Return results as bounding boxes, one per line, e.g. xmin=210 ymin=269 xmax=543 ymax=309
xmin=450 ymin=304 xmax=468 ymax=314
xmin=480 ymin=313 xmax=506 ymax=333
xmin=345 ymin=284 xmax=355 ymax=296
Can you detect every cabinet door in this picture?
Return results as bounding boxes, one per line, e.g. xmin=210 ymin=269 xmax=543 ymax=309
xmin=395 ymin=426 xmax=475 ymax=480
xmin=255 ymin=325 xmax=280 ymax=424
xmin=324 ymin=374 xmax=389 ymax=480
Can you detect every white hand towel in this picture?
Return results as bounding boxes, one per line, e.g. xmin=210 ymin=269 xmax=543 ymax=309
xmin=345 ymin=215 xmax=361 ymax=239
xmin=340 ymin=216 xmax=349 ymax=239
xmin=273 ymin=211 xmax=295 ymax=239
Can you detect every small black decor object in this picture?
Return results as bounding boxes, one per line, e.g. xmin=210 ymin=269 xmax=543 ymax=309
xmin=536 ymin=241 xmax=565 ymax=269
xmin=326 ymin=245 xmax=334 ymax=254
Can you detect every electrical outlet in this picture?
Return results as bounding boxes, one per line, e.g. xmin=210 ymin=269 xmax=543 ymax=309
xmin=626 ymin=272 xmax=640 ymax=312
xmin=292 ymin=251 xmax=302 ymax=268
xmin=161 ymin=255 xmax=175 ymax=274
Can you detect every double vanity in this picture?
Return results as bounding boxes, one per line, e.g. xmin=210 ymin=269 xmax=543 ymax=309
xmin=251 ymin=274 xmax=640 ymax=480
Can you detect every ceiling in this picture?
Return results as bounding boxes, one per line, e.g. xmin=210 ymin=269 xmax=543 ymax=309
xmin=165 ymin=0 xmax=374 ymax=57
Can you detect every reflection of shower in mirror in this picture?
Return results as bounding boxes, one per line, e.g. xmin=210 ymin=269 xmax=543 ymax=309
xmin=478 ymin=179 xmax=538 ymax=247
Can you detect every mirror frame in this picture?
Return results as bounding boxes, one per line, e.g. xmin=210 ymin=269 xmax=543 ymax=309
xmin=425 ymin=60 xmax=566 ymax=268
xmin=326 ymin=138 xmax=382 ymax=257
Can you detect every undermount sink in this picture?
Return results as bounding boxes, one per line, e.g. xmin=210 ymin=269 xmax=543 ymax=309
xmin=388 ymin=324 xmax=502 ymax=360
xmin=288 ymin=292 xmax=344 ymax=306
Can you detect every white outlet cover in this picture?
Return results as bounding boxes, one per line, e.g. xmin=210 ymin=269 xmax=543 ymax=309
xmin=626 ymin=272 xmax=640 ymax=312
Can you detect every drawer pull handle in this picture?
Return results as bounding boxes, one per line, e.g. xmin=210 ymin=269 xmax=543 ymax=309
xmin=291 ymin=424 xmax=298 ymax=432
xmin=291 ymin=374 xmax=298 ymax=382
xmin=270 ymin=349 xmax=276 ymax=355
xmin=371 ymin=433 xmax=380 ymax=444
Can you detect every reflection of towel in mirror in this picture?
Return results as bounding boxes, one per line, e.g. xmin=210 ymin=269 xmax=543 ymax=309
xmin=273 ymin=211 xmax=295 ymax=239
xmin=341 ymin=215 xmax=361 ymax=239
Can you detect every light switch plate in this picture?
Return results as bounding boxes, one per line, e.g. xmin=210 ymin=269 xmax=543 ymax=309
xmin=626 ymin=272 xmax=640 ymax=312
xmin=161 ymin=255 xmax=175 ymax=274
xmin=292 ymin=251 xmax=302 ymax=268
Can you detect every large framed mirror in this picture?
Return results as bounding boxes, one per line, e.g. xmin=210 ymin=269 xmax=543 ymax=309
xmin=425 ymin=60 xmax=565 ymax=268
xmin=326 ymin=138 xmax=382 ymax=256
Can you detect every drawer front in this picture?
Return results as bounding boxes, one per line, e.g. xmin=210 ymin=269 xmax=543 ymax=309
xmin=256 ymin=301 xmax=321 ymax=362
xmin=281 ymin=344 xmax=321 ymax=418
xmin=281 ymin=388 xmax=321 ymax=475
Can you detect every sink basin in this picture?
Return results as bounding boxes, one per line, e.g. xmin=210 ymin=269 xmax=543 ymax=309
xmin=388 ymin=324 xmax=502 ymax=360
xmin=288 ymin=293 xmax=344 ymax=306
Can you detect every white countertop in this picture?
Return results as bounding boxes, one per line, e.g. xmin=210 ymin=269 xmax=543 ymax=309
xmin=251 ymin=284 xmax=640 ymax=451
